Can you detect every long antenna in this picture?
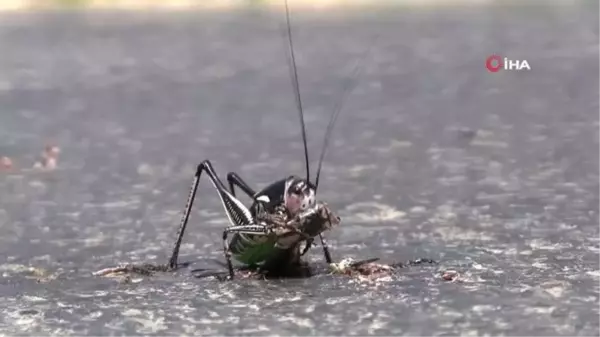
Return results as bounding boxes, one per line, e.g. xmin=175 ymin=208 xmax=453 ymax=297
xmin=283 ymin=0 xmax=311 ymax=182
xmin=314 ymin=37 xmax=378 ymax=191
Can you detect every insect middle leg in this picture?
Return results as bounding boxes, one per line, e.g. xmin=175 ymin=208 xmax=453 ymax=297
xmin=226 ymin=172 xmax=256 ymax=199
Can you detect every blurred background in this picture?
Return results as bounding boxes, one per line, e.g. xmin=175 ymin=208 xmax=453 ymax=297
xmin=0 ymin=0 xmax=598 ymax=335
xmin=0 ymin=0 xmax=592 ymax=10
xmin=0 ymin=0 xmax=502 ymax=11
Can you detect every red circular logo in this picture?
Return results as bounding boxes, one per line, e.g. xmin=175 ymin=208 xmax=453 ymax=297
xmin=485 ymin=55 xmax=502 ymax=73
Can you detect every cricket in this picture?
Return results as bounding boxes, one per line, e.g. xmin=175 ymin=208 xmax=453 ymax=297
xmin=167 ymin=0 xmax=361 ymax=280
xmin=94 ymin=0 xmax=437 ymax=282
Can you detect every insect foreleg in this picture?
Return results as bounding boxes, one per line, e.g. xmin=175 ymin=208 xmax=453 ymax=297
xmin=299 ymin=232 xmax=333 ymax=264
xmin=318 ymin=234 xmax=333 ymax=264
xmin=168 ymin=160 xmax=254 ymax=270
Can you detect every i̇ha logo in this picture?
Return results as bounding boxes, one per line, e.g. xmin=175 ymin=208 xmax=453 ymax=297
xmin=485 ymin=55 xmax=531 ymax=73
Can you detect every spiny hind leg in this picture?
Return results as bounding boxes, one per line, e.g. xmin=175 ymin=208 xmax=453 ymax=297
xmin=168 ymin=160 xmax=237 ymax=270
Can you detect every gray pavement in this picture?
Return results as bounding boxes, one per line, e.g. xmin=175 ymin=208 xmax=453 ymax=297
xmin=0 ymin=2 xmax=598 ymax=335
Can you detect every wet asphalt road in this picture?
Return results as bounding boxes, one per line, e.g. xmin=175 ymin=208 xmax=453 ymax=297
xmin=0 ymin=2 xmax=599 ymax=335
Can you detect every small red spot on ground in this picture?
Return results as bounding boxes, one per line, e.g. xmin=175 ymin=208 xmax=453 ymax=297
xmin=0 ymin=156 xmax=13 ymax=170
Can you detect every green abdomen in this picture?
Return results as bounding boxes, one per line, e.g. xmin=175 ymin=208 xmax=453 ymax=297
xmin=229 ymin=233 xmax=277 ymax=266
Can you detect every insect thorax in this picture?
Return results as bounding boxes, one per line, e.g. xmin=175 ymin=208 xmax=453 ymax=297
xmin=249 ymin=178 xmax=288 ymax=217
xmin=230 ymin=176 xmax=336 ymax=267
